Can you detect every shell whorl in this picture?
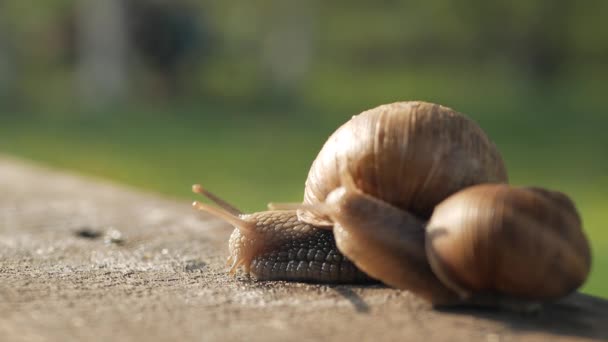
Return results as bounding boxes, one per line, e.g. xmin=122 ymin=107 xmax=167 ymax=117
xmin=299 ymin=101 xmax=508 ymax=226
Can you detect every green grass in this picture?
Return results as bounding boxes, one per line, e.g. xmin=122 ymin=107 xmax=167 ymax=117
xmin=1 ymin=85 xmax=606 ymax=298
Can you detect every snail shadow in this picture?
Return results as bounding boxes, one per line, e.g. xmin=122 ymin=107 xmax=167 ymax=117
xmin=436 ymin=292 xmax=608 ymax=340
xmin=332 ymin=286 xmax=372 ymax=313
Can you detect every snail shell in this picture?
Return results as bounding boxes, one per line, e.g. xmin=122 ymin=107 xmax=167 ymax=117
xmin=300 ymin=101 xmax=508 ymax=226
xmin=426 ymin=184 xmax=591 ymax=301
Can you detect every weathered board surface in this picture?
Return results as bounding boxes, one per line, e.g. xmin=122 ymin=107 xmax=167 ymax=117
xmin=1 ymin=156 xmax=606 ymax=342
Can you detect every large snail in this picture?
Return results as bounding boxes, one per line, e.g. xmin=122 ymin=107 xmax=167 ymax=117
xmin=192 ymin=101 xmax=591 ymax=309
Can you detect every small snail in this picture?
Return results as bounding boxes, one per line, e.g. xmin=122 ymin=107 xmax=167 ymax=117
xmin=426 ymin=184 xmax=591 ymax=304
xmin=192 ymin=101 xmax=591 ymax=309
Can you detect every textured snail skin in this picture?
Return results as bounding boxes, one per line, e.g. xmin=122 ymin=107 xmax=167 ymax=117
xmin=426 ymin=184 xmax=591 ymax=302
xmin=228 ymin=210 xmax=372 ymax=284
xmin=300 ymin=101 xmax=508 ymax=227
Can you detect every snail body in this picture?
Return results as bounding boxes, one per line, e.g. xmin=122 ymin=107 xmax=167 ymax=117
xmin=192 ymin=101 xmax=591 ymax=309
xmin=226 ymin=210 xmax=372 ymax=283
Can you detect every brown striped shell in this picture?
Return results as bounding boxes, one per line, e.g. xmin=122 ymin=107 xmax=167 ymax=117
xmin=299 ymin=101 xmax=508 ymax=227
xmin=426 ymin=184 xmax=591 ymax=300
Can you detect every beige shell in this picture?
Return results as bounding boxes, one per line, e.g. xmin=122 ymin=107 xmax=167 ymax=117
xmin=426 ymin=184 xmax=591 ymax=300
xmin=300 ymin=101 xmax=508 ymax=226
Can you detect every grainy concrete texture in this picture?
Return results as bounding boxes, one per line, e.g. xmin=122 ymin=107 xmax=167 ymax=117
xmin=0 ymin=156 xmax=606 ymax=342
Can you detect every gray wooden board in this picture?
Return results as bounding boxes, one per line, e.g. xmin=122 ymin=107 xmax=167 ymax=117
xmin=0 ymin=156 xmax=606 ymax=342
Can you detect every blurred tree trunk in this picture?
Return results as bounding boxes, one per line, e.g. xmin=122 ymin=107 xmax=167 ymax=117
xmin=77 ymin=0 xmax=129 ymax=108
xmin=260 ymin=0 xmax=315 ymax=98
xmin=516 ymin=0 xmax=571 ymax=82
xmin=0 ymin=6 xmax=17 ymax=107
xmin=0 ymin=35 xmax=16 ymax=106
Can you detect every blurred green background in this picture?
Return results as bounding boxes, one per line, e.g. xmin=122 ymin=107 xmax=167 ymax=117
xmin=0 ymin=1 xmax=606 ymax=297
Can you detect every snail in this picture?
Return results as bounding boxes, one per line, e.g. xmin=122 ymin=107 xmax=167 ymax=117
xmin=192 ymin=101 xmax=591 ymax=309
xmin=426 ymin=184 xmax=591 ymax=305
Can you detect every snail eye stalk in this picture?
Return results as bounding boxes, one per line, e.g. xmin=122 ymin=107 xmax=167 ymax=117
xmin=192 ymin=184 xmax=254 ymax=234
xmin=192 ymin=184 xmax=242 ymax=215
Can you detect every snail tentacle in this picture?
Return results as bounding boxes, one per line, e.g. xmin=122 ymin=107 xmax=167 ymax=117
xmin=192 ymin=184 xmax=242 ymax=215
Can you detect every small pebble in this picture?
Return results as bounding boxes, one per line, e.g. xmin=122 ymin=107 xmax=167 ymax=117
xmin=104 ymin=228 xmax=124 ymax=245
xmin=185 ymin=260 xmax=206 ymax=272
